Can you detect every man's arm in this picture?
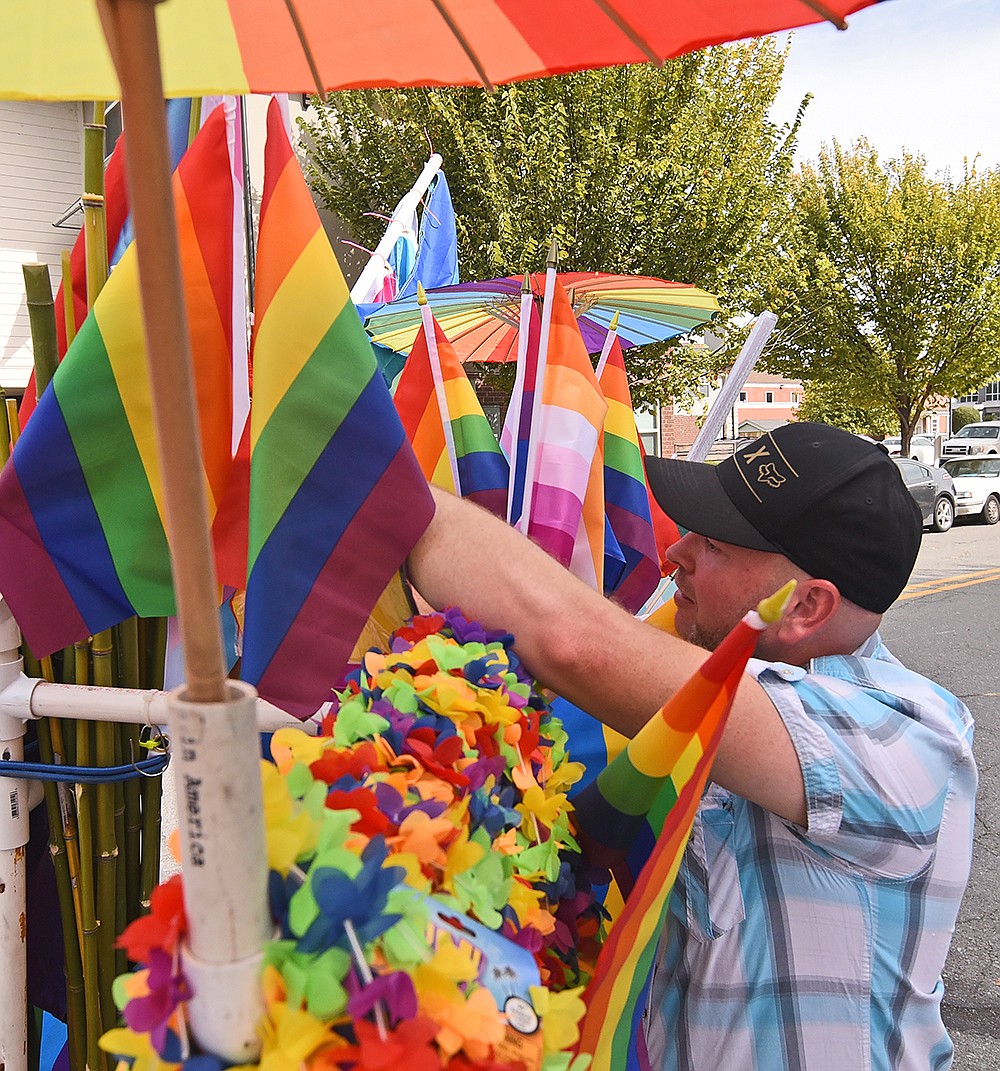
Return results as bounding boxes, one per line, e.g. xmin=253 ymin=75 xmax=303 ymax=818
xmin=408 ymin=488 xmax=807 ymax=825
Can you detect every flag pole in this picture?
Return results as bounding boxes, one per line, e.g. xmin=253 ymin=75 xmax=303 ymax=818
xmin=505 ymin=273 xmax=535 ymax=523
xmin=95 ymin=0 xmax=269 ymax=1060
xmin=417 ymin=283 xmax=462 ymax=495
xmin=349 ymin=154 xmax=443 ymax=303
xmin=517 ymin=239 xmax=559 ymax=536
xmin=686 ymin=311 xmax=778 ymax=462
xmin=594 ymin=310 xmax=621 ymax=380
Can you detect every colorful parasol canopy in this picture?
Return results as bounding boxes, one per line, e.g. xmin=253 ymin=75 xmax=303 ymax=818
xmin=3 ymin=0 xmax=886 ymax=101
xmin=364 ymin=273 xmax=721 ymax=362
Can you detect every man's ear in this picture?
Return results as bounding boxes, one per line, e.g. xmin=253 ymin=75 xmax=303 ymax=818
xmin=775 ymin=578 xmax=840 ymax=646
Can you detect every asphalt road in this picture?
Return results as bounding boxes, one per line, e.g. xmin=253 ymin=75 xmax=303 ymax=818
xmin=880 ymin=518 xmax=1000 ymax=1069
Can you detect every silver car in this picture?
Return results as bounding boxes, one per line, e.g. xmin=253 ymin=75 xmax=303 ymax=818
xmin=941 ymin=457 xmax=1000 ymax=525
xmin=894 ymin=459 xmax=956 ymax=533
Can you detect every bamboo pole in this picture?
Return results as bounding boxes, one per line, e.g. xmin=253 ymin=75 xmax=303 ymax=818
xmin=91 ymin=631 xmax=118 ymax=1032
xmin=61 ymin=249 xmax=78 ymax=350
xmin=0 ymin=389 xmax=10 ymax=467
xmin=83 ymin=107 xmax=109 ymax=310
xmin=95 ymin=0 xmax=226 ymax=702
xmin=6 ymin=399 xmax=20 ymax=447
xmin=36 ymin=720 xmax=88 ymax=1071
xmin=21 ymin=264 xmax=60 ymax=397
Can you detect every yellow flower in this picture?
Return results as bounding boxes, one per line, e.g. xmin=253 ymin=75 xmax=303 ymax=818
xmin=268 ymin=728 xmax=329 ymax=774
xmin=98 ymin=1030 xmax=180 ymax=1071
xmin=529 ymin=984 xmax=588 ymax=1054
xmin=515 ymin=784 xmax=568 ymax=833
xmin=261 ymin=762 xmax=318 ymax=875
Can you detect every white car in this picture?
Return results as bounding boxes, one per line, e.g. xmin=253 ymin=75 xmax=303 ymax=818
xmin=882 ymin=435 xmax=937 ymax=466
xmin=939 ymin=422 xmax=1000 ymax=460
xmin=941 ymin=456 xmax=1000 ymax=525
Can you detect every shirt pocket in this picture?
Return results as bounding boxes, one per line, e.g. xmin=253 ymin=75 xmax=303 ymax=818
xmin=684 ymin=790 xmax=746 ymax=942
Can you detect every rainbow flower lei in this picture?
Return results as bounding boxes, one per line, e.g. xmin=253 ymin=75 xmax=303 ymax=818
xmin=103 ymin=608 xmax=604 ymax=1071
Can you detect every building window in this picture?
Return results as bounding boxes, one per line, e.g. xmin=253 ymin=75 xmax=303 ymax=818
xmin=984 ymin=381 xmax=1000 ymax=403
xmin=791 ymin=392 xmax=799 ymax=404
xmin=639 ymin=431 xmax=659 ymax=457
xmin=738 ymin=391 xmax=747 ymax=402
xmin=482 ymin=405 xmax=502 ymax=437
xmin=957 ymin=393 xmax=979 ymax=405
xmin=765 ymin=391 xmax=774 ymax=404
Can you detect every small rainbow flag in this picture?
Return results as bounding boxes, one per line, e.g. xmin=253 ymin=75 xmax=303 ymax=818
xmin=523 ymin=280 xmax=607 ymax=590
xmin=239 ymin=99 xmax=434 ymax=718
xmin=574 ymin=586 xmax=793 ymax=1071
xmin=598 ymin=335 xmax=660 ymax=613
xmin=0 ymin=108 xmax=236 ymax=656
xmin=392 ymin=299 xmax=508 ymax=518
xmin=499 ymin=288 xmax=542 ymax=526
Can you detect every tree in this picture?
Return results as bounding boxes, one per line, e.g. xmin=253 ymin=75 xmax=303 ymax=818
xmin=761 ymin=142 xmax=1000 ymax=452
xmin=794 ymin=379 xmax=895 ymax=438
xmin=951 ymin=405 xmax=981 ymax=433
xmin=301 ymin=42 xmax=805 ymax=407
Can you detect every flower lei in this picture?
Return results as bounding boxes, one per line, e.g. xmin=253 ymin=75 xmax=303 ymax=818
xmin=103 ymin=609 xmax=604 ymax=1071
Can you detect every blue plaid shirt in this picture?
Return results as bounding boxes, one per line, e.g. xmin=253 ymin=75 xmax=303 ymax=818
xmin=645 ymin=633 xmax=977 ymax=1071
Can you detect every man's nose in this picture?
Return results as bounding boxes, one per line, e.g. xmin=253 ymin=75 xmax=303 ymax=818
xmin=665 ymin=531 xmax=699 ymax=570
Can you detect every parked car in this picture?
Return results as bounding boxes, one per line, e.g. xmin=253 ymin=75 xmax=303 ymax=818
xmin=940 ymin=456 xmax=1000 ymax=525
xmin=894 ymin=459 xmax=956 ymax=533
xmin=939 ymin=421 xmax=1000 ymax=460
xmin=882 ymin=435 xmax=937 ymax=466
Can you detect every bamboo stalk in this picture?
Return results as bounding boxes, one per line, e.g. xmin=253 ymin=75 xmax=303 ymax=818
xmin=0 ymin=388 xmax=10 ymax=467
xmin=61 ymin=249 xmax=78 ymax=350
xmin=74 ymin=726 xmax=108 ymax=1071
xmin=114 ymin=729 xmax=128 ymax=975
xmin=6 ymin=397 xmax=20 ymax=446
xmin=123 ymin=725 xmax=143 ymax=925
xmin=22 ymin=263 xmax=60 ymax=399
xmin=37 ymin=720 xmax=88 ymax=1071
xmin=83 ymin=112 xmax=109 ymax=308
xmin=139 ymin=769 xmax=162 ymax=910
xmin=91 ymin=629 xmax=119 ymax=1033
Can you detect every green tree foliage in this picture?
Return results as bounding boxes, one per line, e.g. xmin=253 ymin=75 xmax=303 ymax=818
xmin=301 ymin=42 xmax=804 ymax=408
xmin=762 ymin=142 xmax=1000 ymax=451
xmin=951 ymin=404 xmax=981 ymax=433
xmin=794 ymin=379 xmax=895 ymax=437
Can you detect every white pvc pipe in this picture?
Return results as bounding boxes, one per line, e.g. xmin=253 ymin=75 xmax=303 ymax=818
xmin=505 ymin=280 xmax=535 ymax=524
xmin=0 ymin=619 xmax=28 ymax=1071
xmin=349 ymin=154 xmax=443 ymax=304
xmin=168 ymin=680 xmax=270 ymax=1061
xmin=0 ymin=676 xmax=314 ymax=735
xmin=686 ymin=311 xmax=778 ymax=462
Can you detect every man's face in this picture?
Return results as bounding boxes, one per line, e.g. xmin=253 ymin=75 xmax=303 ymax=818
xmin=665 ymin=531 xmax=794 ymax=651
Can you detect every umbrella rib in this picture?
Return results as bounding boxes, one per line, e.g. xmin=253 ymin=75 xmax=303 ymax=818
xmin=795 ymin=0 xmax=849 ymax=30
xmin=428 ymin=0 xmax=496 ymax=92
xmin=589 ymin=0 xmax=661 ymax=64
xmin=282 ymin=0 xmax=328 ymax=99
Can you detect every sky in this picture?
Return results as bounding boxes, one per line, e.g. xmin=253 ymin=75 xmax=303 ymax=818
xmin=769 ymin=0 xmax=1000 ymax=177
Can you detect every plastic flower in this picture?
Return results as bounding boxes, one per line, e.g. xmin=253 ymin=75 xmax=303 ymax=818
xmin=423 ymin=984 xmax=506 ymax=1062
xmin=345 ymin=968 xmax=418 ymax=1026
xmin=117 ymin=874 xmax=187 ymax=961
xmin=529 ymin=984 xmax=587 ymax=1054
xmin=515 ymin=785 xmax=570 ymax=835
xmin=98 ymin=1028 xmax=181 ymax=1071
xmin=327 ymin=1017 xmax=440 ymax=1071
xmin=122 ymin=948 xmax=191 ymax=1051
xmin=295 ymin=841 xmax=404 ymax=954
xmin=262 ymin=761 xmax=321 ymax=875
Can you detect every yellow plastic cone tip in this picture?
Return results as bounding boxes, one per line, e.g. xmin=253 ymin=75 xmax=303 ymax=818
xmin=610 ymin=311 xmax=621 ymax=331
xmin=416 ymin=282 xmax=427 ymax=304
xmin=757 ymin=579 xmax=797 ymax=624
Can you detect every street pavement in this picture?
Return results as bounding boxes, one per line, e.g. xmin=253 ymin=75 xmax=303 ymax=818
xmin=880 ymin=519 xmax=1000 ymax=1069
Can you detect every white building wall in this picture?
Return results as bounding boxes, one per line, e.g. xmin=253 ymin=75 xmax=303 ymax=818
xmin=0 ymin=100 xmax=83 ymax=389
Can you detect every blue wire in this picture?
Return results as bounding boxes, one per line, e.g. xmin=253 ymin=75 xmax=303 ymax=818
xmin=0 ymin=752 xmax=170 ymax=784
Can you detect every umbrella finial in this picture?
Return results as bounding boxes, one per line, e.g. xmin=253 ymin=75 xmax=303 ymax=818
xmin=546 ymin=237 xmax=559 ymax=270
xmin=757 ymin=580 xmax=797 ymax=625
xmin=610 ymin=310 xmax=620 ymax=332
xmin=521 ymin=272 xmax=531 ymax=294
xmin=417 ymin=281 xmax=428 ymax=305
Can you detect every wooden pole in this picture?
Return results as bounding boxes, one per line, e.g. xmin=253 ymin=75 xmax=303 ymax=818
xmin=95 ymin=0 xmax=225 ymax=702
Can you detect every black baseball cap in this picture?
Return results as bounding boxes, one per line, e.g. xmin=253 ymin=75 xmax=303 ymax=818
xmin=645 ymin=423 xmax=922 ymax=613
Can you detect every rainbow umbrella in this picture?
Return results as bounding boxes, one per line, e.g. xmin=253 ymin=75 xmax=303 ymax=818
xmin=362 ymin=272 xmax=721 ymax=362
xmin=573 ymin=581 xmax=795 ymax=1071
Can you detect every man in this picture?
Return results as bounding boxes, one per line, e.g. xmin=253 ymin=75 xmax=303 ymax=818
xmin=407 ymin=422 xmax=976 ymax=1070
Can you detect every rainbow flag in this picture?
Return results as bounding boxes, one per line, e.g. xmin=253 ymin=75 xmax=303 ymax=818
xmin=0 ymin=108 xmax=236 ymax=656
xmin=598 ymin=336 xmax=660 ymax=613
xmin=392 ymin=305 xmax=508 ymax=518
xmin=499 ymin=292 xmax=542 ymax=526
xmin=574 ymin=588 xmax=791 ymax=1071
xmin=239 ymin=98 xmax=434 ymax=718
xmin=523 ymin=280 xmax=607 ymax=589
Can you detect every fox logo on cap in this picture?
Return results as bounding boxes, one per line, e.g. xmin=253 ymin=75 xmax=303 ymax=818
xmin=756 ymin=463 xmax=785 ymax=489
